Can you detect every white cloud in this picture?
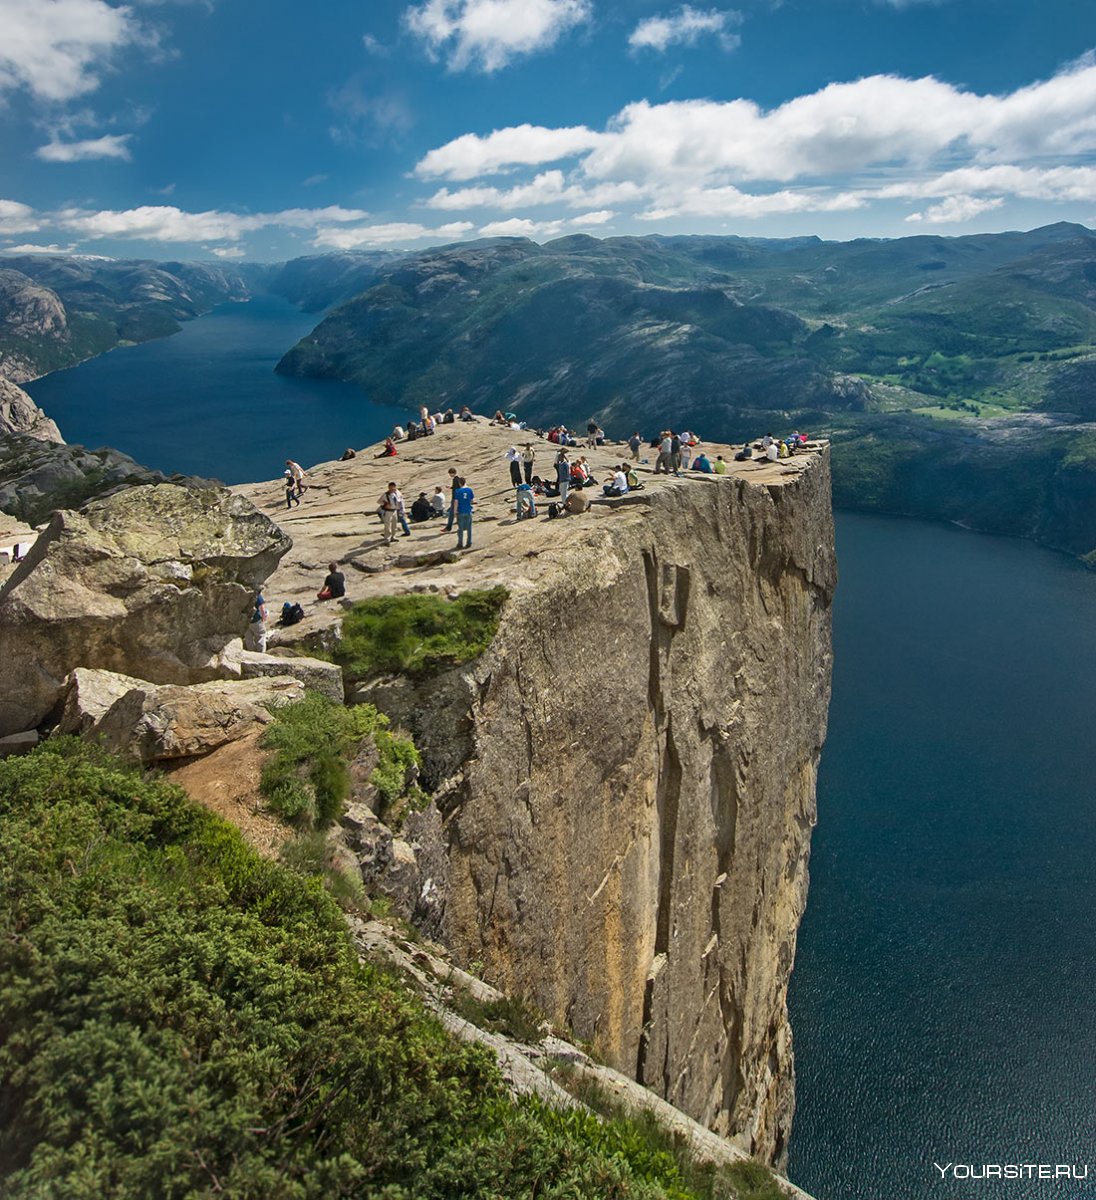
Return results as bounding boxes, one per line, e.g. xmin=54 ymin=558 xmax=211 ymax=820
xmin=629 ymin=6 xmax=742 ymax=54
xmin=208 ymin=246 xmax=246 ymax=258
xmin=639 ymin=185 xmax=867 ymax=220
xmin=0 ymin=0 xmax=145 ymax=103
xmin=1 ymin=242 xmax=76 ymax=254
xmin=55 ymin=203 xmax=373 ymax=244
xmin=876 ymin=164 xmax=1096 ymax=203
xmin=415 ymin=123 xmax=602 ymax=180
xmin=35 ymin=133 xmax=133 ymax=162
xmin=424 ymin=171 xmax=641 ymax=210
xmin=569 ymin=209 xmax=615 ymax=226
xmin=478 ymin=216 xmax=564 ymax=238
xmin=404 ymin=0 xmax=590 ymax=72
xmin=905 ymin=195 xmax=1005 ymax=224
xmin=413 ymin=58 xmax=1096 ymax=229
xmin=0 ymin=200 xmax=41 ymax=235
xmin=311 ymin=220 xmax=473 ymax=249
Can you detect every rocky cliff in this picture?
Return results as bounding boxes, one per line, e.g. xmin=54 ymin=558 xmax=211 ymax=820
xmin=439 ymin=455 xmax=833 ymax=1165
xmin=237 ymin=421 xmax=835 ymax=1166
xmin=0 ymin=378 xmax=62 ymax=442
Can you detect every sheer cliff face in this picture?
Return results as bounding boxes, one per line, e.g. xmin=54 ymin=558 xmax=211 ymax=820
xmin=441 ymin=454 xmax=835 ymax=1165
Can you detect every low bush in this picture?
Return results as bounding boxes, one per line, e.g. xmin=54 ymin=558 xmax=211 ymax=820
xmin=0 ymin=740 xmax=753 ymax=1199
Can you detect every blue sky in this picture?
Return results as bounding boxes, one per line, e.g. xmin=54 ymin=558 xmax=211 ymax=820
xmin=1 ymin=0 xmax=1094 ymax=261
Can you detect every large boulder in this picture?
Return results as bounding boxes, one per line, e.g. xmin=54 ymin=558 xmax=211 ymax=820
xmin=59 ymin=667 xmax=305 ymax=763
xmin=0 ymin=482 xmax=291 ymax=735
xmin=225 ymin=644 xmax=345 ymax=702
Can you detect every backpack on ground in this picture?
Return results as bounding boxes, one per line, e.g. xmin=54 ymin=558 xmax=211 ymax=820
xmin=281 ymin=601 xmax=305 ymax=626
xmin=547 ymin=502 xmax=561 ymax=519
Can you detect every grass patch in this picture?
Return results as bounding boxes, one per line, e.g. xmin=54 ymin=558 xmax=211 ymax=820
xmin=549 ymin=1070 xmax=789 ymax=1200
xmin=450 ymin=989 xmax=549 ymax=1044
xmin=332 ymin=586 xmax=507 ymax=679
xmin=279 ymin=829 xmax=366 ymax=910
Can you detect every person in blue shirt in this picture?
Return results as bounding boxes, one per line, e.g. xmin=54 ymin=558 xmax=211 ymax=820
xmin=692 ymin=453 xmax=713 ymax=473
xmin=515 ymin=481 xmax=536 ymax=520
xmin=453 ymin=477 xmax=475 ymax=549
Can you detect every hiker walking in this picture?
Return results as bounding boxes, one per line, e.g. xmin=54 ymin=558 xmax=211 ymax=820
xmin=453 ymin=477 xmax=475 ymax=549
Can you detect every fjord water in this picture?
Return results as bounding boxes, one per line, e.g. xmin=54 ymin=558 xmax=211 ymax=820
xmin=23 ymin=300 xmax=1096 ymax=1198
xmin=788 ymin=512 xmax=1096 ymax=1200
xmin=25 ymin=293 xmax=406 ymax=483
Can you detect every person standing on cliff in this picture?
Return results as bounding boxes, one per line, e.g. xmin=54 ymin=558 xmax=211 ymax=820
xmin=247 ymin=592 xmax=267 ymax=653
xmin=285 ymin=459 xmax=306 ymax=496
xmin=521 ymin=442 xmax=536 ymax=484
xmin=453 ymin=476 xmax=474 ymax=549
xmin=655 ymin=431 xmax=673 ymax=474
xmin=379 ymin=483 xmax=400 ymax=545
xmin=441 ymin=467 xmax=458 ymax=532
xmin=506 ymin=446 xmax=522 ymax=487
xmin=555 ymin=450 xmax=571 ymax=504
xmin=628 ymin=432 xmax=642 ymax=460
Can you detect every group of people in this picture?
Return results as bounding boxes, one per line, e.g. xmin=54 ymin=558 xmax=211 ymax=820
xmin=270 ymin=417 xmax=812 ymax=631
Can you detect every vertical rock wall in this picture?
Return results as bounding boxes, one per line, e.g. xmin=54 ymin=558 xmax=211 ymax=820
xmin=436 ymin=453 xmax=835 ymax=1165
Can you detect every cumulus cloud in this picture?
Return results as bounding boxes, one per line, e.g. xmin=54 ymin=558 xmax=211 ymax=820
xmin=311 ymin=220 xmax=473 ymax=250
xmin=424 ymin=171 xmax=641 ymax=210
xmin=0 ymin=0 xmax=145 ymax=103
xmin=54 ymin=203 xmax=373 ymax=244
xmin=906 ymin=195 xmax=1005 ymax=224
xmin=567 ymin=209 xmax=615 ymax=226
xmin=412 ymin=58 xmax=1096 ymax=228
xmin=209 ymin=246 xmax=246 ymax=258
xmin=1 ymin=242 xmax=76 ymax=254
xmin=628 ymin=6 xmax=742 ymax=54
xmin=36 ymin=133 xmax=133 ymax=161
xmin=404 ymin=0 xmax=590 ymax=72
xmin=415 ymin=123 xmax=602 ymax=180
xmin=0 ymin=200 xmax=41 ymax=235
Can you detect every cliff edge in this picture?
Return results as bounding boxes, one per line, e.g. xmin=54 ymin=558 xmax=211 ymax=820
xmin=237 ymin=422 xmax=835 ymax=1165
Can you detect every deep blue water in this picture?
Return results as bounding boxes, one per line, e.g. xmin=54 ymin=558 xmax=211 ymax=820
xmin=25 ymin=293 xmax=408 ymax=484
xmin=22 ymin=300 xmax=1096 ymax=1199
xmin=788 ymin=512 xmax=1096 ymax=1200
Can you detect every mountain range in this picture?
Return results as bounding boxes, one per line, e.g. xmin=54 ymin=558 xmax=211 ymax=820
xmin=1 ymin=225 xmax=1094 ymax=560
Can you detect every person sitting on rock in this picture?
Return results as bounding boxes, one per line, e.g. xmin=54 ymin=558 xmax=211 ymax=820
xmin=713 ymin=455 xmax=728 ymax=474
xmin=340 ymin=447 xmax=357 ymax=461
xmin=459 ymin=406 xmax=474 ymax=422
xmin=410 ymin=491 xmax=433 ymax=522
xmin=491 ymin=410 xmax=507 ymax=425
xmin=734 ymin=442 xmax=753 ymax=462
xmin=391 ymin=425 xmax=405 ymax=442
xmin=443 ymin=408 xmax=455 ymax=424
xmin=430 ymin=486 xmax=447 ymax=515
xmin=316 ymin=562 xmax=345 ymax=601
xmin=378 ymin=437 xmax=398 ymax=457
xmin=563 ymin=486 xmax=590 ymax=515
xmin=515 ymin=481 xmax=537 ymax=520
xmin=625 ymin=465 xmax=642 ymax=490
xmin=692 ymin=452 xmax=713 ymax=473
xmin=603 ymin=466 xmax=629 ymax=497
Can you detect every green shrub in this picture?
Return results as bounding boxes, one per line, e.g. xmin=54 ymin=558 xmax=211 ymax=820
xmin=332 ymin=586 xmax=507 ymax=679
xmin=259 ymin=692 xmax=385 ymax=827
xmin=0 ymin=740 xmax=753 ymax=1199
xmin=259 ymin=692 xmax=425 ymax=830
